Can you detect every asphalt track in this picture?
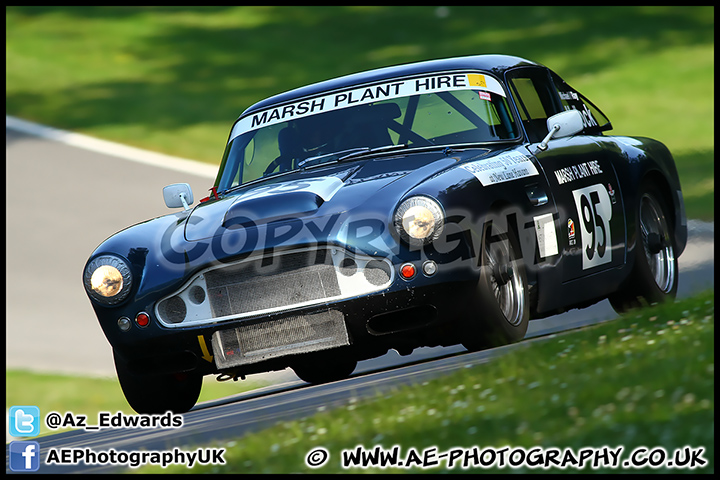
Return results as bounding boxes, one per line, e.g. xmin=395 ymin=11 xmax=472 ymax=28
xmin=5 ymin=117 xmax=714 ymax=473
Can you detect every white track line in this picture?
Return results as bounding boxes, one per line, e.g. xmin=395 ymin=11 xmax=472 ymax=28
xmin=6 ymin=115 xmax=217 ymax=179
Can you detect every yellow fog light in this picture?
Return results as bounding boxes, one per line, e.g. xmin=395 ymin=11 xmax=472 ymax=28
xmin=91 ymin=265 xmax=124 ymax=297
xmin=402 ymin=205 xmax=436 ymax=240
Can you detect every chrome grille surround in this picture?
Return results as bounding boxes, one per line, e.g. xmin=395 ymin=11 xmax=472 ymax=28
xmin=154 ymin=247 xmax=393 ymax=328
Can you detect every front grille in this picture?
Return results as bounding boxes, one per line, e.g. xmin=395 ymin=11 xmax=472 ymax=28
xmin=155 ymin=247 xmax=394 ymax=328
xmin=211 ymin=309 xmax=349 ymax=368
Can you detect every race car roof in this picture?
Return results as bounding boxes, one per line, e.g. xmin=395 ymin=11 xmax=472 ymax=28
xmin=239 ymin=54 xmax=539 ymax=119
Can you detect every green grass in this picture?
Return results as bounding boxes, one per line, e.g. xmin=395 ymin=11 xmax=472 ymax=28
xmin=139 ymin=290 xmax=713 ymax=474
xmin=6 ymin=292 xmax=713 ymax=472
xmin=5 ymin=371 xmax=271 ymax=438
xmin=5 ymin=9 xmax=713 ymax=472
xmin=5 ymin=6 xmax=714 ymax=220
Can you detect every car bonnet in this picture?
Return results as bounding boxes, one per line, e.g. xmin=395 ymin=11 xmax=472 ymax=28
xmin=183 ymin=151 xmax=451 ymax=243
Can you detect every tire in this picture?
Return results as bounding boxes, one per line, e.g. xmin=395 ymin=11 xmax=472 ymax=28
xmin=610 ymin=183 xmax=678 ymax=313
xmin=291 ymin=351 xmax=357 ymax=384
xmin=462 ymin=219 xmax=529 ymax=351
xmin=113 ymin=350 xmax=203 ymax=414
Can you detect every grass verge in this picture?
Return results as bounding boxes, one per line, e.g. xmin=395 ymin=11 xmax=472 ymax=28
xmin=5 ymin=371 xmax=272 ymax=439
xmin=5 ymin=6 xmax=714 ymax=220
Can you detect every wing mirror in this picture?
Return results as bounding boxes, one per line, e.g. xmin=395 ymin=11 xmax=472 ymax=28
xmin=163 ymin=183 xmax=194 ymax=210
xmin=537 ymin=109 xmax=584 ymax=152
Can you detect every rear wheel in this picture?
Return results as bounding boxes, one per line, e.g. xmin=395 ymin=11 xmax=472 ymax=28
xmin=610 ymin=183 xmax=678 ymax=313
xmin=113 ymin=350 xmax=202 ymax=414
xmin=462 ymin=219 xmax=529 ymax=351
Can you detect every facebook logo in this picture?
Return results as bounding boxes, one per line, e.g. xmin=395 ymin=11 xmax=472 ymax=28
xmin=9 ymin=406 xmax=40 ymax=437
xmin=9 ymin=441 xmax=41 ymax=472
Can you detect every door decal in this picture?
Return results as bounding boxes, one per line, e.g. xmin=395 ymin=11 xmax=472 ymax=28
xmin=533 ymin=213 xmax=558 ymax=259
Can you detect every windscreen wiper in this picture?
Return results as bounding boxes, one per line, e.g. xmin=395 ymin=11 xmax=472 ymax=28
xmin=297 ymin=147 xmax=368 ymax=169
xmin=298 ymin=144 xmax=410 ymax=169
xmin=336 ymin=143 xmax=410 ymax=162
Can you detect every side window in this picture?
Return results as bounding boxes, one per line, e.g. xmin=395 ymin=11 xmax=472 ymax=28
xmin=507 ymin=68 xmax=562 ymax=143
xmin=510 ymin=78 xmax=547 ymax=120
xmin=550 ymin=72 xmax=612 ymax=134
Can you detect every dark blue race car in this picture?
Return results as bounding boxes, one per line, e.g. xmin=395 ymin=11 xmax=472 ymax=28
xmin=83 ymin=54 xmax=686 ymax=413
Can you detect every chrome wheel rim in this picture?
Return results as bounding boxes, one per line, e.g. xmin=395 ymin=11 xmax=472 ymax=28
xmin=639 ymin=194 xmax=676 ymax=293
xmin=484 ymin=236 xmax=525 ymax=326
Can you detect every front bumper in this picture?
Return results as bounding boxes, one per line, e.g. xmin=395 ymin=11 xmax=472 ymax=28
xmin=93 ymin=237 xmax=482 ymax=377
xmin=104 ymin=275 xmax=478 ymax=378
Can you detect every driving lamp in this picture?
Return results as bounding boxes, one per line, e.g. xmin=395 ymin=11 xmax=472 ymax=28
xmin=84 ymin=255 xmax=133 ymax=305
xmin=91 ymin=265 xmax=123 ymax=296
xmin=394 ymin=196 xmax=444 ymax=246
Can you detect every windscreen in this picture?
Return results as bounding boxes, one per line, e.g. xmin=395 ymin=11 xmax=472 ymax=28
xmin=217 ymin=71 xmax=519 ymax=192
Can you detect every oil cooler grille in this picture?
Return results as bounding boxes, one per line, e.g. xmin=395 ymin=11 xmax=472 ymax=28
xmin=211 ymin=309 xmax=349 ymax=368
xmin=205 ymin=250 xmax=340 ymax=318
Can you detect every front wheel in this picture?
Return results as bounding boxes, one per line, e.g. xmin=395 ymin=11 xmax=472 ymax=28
xmin=113 ymin=350 xmax=203 ymax=414
xmin=610 ymin=183 xmax=678 ymax=313
xmin=462 ymin=220 xmax=529 ymax=351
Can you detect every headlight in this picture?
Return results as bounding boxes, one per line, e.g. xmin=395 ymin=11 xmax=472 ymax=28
xmin=83 ymin=255 xmax=133 ymax=305
xmin=393 ymin=196 xmax=444 ymax=246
